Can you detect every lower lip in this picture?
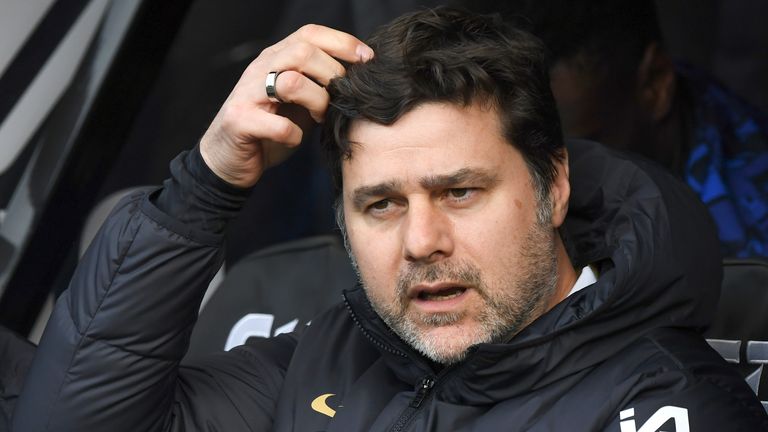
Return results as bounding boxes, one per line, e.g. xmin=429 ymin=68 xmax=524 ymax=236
xmin=411 ymin=289 xmax=471 ymax=313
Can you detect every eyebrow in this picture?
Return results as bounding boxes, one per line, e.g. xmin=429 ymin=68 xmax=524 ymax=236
xmin=349 ymin=167 xmax=499 ymax=211
xmin=350 ymin=180 xmax=402 ymax=211
xmin=419 ymin=167 xmax=499 ymax=190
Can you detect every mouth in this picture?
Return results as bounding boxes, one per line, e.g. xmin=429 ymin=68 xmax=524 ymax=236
xmin=416 ymin=286 xmax=467 ymax=301
xmin=405 ymin=282 xmax=474 ymax=314
xmin=409 ymin=283 xmax=470 ymax=301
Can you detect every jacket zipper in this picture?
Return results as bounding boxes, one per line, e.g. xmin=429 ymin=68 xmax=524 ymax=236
xmin=389 ymin=376 xmax=435 ymax=432
xmin=343 ymin=294 xmax=408 ymax=358
xmin=342 ymin=292 xmax=473 ymax=431
xmin=386 ymin=347 xmax=477 ymax=432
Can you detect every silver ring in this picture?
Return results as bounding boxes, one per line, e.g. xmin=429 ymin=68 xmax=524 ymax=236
xmin=265 ymin=71 xmax=283 ymax=103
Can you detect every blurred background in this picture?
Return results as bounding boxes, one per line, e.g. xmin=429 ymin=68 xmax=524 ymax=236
xmin=0 ymin=0 xmax=766 ymax=343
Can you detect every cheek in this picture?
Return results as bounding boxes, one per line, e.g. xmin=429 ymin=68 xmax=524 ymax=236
xmin=460 ymin=223 xmax=513 ymax=262
xmin=454 ymin=202 xmax=532 ymax=274
xmin=347 ymin=220 xmax=401 ymax=298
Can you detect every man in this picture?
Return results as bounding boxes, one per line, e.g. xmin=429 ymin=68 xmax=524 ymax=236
xmin=13 ymin=7 xmax=767 ymax=431
xmin=465 ymin=0 xmax=768 ymax=258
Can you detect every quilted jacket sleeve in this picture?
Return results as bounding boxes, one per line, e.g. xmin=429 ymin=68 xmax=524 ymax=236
xmin=601 ymin=378 xmax=768 ymax=432
xmin=599 ymin=331 xmax=768 ymax=431
xmin=12 ymin=150 xmax=296 ymax=431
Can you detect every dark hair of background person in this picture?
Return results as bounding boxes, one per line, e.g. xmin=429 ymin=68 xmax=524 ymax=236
xmin=460 ymin=0 xmax=679 ymax=167
xmin=459 ymin=0 xmax=768 ymax=261
xmin=323 ymin=6 xmax=564 ymax=204
xmin=487 ymin=0 xmax=662 ymax=73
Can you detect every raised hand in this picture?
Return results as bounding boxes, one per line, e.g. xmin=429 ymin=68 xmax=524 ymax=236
xmin=199 ymin=24 xmax=373 ymax=188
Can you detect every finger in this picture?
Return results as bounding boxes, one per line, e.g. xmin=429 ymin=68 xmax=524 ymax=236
xmin=268 ymin=41 xmax=346 ymax=87
xmin=284 ymin=24 xmax=374 ymax=64
xmin=259 ymin=112 xmax=304 ymax=168
xmin=258 ymin=111 xmax=304 ymax=147
xmin=235 ymin=109 xmax=303 ymax=148
xmin=273 ymin=71 xmax=329 ymax=122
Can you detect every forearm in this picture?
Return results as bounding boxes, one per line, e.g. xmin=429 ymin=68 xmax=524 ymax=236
xmin=13 ymin=149 xmax=249 ymax=431
xmin=12 ymin=17 xmax=370 ymax=428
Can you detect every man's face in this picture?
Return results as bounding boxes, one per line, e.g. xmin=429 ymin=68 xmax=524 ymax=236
xmin=341 ymin=102 xmax=564 ymax=364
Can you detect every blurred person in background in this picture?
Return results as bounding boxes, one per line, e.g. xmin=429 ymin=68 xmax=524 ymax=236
xmin=465 ymin=0 xmax=768 ymax=258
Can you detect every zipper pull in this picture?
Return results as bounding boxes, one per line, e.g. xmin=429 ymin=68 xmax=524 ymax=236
xmin=409 ymin=376 xmax=435 ymax=408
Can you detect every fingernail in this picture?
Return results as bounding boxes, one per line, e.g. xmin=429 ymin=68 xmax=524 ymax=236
xmin=356 ymin=45 xmax=374 ymax=62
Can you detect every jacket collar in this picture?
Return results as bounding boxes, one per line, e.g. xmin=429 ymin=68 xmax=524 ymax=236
xmin=343 ymin=140 xmax=722 ymax=403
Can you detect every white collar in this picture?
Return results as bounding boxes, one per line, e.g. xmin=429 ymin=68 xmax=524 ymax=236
xmin=568 ymin=265 xmax=597 ymax=297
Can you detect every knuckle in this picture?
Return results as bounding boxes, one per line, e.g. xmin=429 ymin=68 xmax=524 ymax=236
xmin=333 ymin=63 xmax=346 ymax=78
xmin=273 ymin=120 xmax=294 ymax=142
xmin=317 ymin=89 xmax=330 ymax=107
xmin=260 ymin=46 xmax=277 ymax=60
xmin=259 ymin=45 xmax=277 ymax=58
xmin=279 ymin=72 xmax=303 ymax=94
xmin=290 ymin=41 xmax=314 ymax=64
xmin=298 ymin=23 xmax=320 ymax=39
xmin=256 ymin=44 xmax=283 ymax=66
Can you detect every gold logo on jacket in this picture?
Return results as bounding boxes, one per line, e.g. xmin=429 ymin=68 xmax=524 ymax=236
xmin=311 ymin=393 xmax=337 ymax=418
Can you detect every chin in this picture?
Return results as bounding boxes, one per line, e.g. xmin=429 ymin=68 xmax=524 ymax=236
xmin=409 ymin=320 xmax=489 ymax=365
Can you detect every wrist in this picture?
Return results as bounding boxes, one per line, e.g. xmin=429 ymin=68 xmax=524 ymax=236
xmin=199 ymin=136 xmax=262 ymax=189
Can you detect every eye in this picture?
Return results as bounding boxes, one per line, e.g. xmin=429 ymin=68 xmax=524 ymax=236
xmin=446 ymin=188 xmax=476 ymax=201
xmin=365 ymin=199 xmax=399 ymax=217
xmin=370 ymin=199 xmax=391 ymax=211
xmin=449 ymin=188 xmax=469 ymax=198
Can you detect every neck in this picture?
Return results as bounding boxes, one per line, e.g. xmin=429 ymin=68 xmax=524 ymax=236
xmin=548 ymin=233 xmax=578 ymax=309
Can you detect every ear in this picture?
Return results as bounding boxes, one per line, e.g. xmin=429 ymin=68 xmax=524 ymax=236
xmin=550 ymin=149 xmax=570 ymax=228
xmin=637 ymin=42 xmax=677 ymax=121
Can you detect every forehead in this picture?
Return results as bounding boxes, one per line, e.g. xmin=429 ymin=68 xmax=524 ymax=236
xmin=340 ymin=102 xmax=527 ymax=192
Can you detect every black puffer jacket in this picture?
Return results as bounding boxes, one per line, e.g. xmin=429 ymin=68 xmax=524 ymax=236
xmin=13 ymin=141 xmax=768 ymax=431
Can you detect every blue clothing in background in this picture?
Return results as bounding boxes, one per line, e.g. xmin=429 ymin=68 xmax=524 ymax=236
xmin=682 ymin=67 xmax=768 ymax=258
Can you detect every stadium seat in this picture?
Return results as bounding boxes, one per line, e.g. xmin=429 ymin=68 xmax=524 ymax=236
xmin=185 ymin=235 xmax=357 ymax=361
xmin=705 ymin=258 xmax=768 ymax=413
xmin=184 ymin=230 xmax=768 ymax=415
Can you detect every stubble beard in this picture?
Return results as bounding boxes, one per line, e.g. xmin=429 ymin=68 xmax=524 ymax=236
xmin=361 ymin=218 xmax=559 ymax=366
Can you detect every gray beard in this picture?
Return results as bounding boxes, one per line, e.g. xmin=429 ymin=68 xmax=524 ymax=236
xmin=363 ymin=219 xmax=558 ymax=365
xmin=338 ymin=194 xmax=559 ymax=365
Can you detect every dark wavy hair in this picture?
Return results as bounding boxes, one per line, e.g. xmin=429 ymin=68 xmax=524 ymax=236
xmin=323 ymin=6 xmax=564 ymax=204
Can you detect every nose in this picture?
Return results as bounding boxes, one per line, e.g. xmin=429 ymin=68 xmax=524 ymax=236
xmin=402 ymin=200 xmax=454 ymax=264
